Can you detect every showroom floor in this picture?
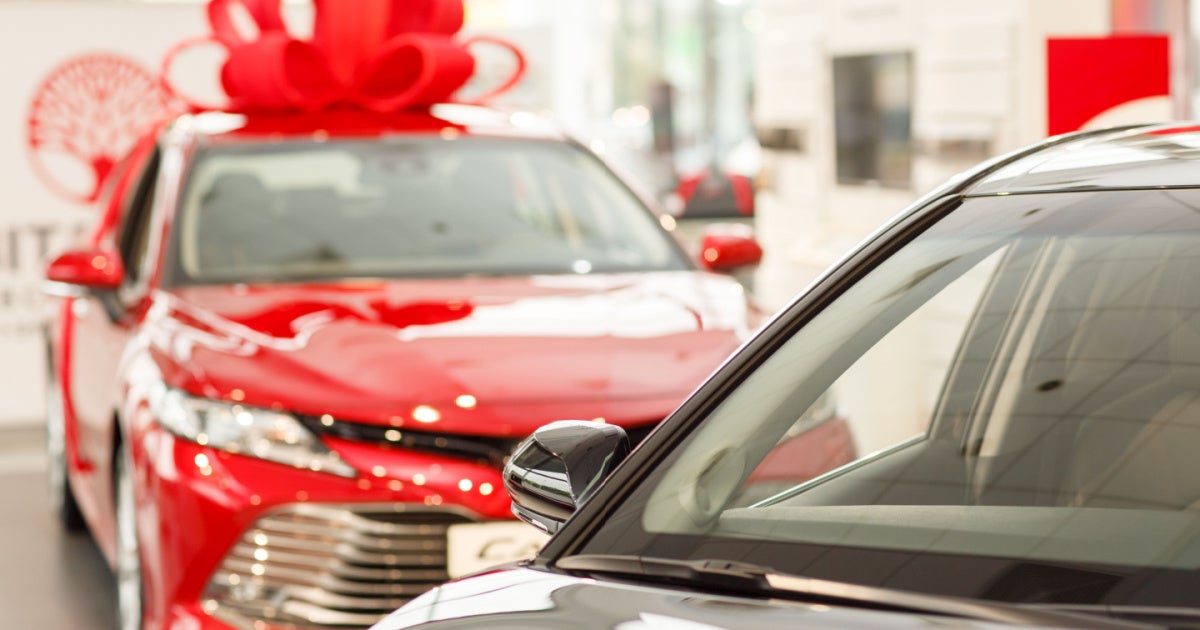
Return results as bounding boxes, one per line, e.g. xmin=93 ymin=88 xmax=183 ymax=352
xmin=0 ymin=427 xmax=115 ymax=629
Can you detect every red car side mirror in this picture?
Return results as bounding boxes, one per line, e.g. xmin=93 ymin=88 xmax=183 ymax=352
xmin=45 ymin=249 xmax=125 ymax=290
xmin=699 ymin=225 xmax=763 ymax=272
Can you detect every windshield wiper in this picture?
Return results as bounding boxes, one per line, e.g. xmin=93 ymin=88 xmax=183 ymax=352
xmin=555 ymin=554 xmax=1158 ymax=629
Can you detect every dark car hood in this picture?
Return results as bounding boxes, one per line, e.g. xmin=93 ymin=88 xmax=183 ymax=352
xmin=149 ymin=272 xmax=753 ymax=436
xmin=369 ymin=567 xmax=1048 ymax=630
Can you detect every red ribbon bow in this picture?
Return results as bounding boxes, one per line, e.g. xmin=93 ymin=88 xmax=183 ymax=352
xmin=162 ymin=0 xmax=525 ymax=113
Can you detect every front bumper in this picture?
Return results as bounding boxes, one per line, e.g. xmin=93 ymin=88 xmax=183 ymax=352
xmin=134 ymin=423 xmax=513 ymax=630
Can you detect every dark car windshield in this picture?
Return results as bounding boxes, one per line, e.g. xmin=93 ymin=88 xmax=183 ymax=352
xmin=165 ymin=137 xmax=688 ymax=285
xmin=578 ymin=188 xmax=1200 ymax=610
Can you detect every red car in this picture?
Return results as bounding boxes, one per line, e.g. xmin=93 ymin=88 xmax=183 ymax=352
xmin=43 ymin=105 xmax=761 ymax=630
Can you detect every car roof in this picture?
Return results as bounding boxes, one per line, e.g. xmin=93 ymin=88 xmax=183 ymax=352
xmin=166 ymin=104 xmax=568 ymax=146
xmin=967 ymin=122 xmax=1200 ymax=196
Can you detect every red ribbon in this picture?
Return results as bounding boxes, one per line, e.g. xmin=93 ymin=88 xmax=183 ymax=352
xmin=161 ymin=0 xmax=525 ymax=113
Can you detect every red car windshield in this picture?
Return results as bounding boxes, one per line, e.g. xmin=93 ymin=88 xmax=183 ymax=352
xmin=164 ymin=137 xmax=688 ymax=284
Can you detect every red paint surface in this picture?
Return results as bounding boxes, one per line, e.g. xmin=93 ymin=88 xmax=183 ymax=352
xmin=155 ymin=277 xmax=743 ymax=436
xmin=45 ymin=249 xmax=124 ymax=288
xmin=700 ymin=232 xmax=763 ymax=272
xmin=1046 ymin=35 xmax=1170 ymax=136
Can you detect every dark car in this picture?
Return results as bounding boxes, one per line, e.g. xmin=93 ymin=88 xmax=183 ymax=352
xmin=371 ymin=123 xmax=1200 ymax=629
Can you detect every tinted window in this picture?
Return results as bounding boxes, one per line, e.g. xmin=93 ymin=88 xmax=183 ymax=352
xmin=117 ymin=149 xmax=161 ymax=286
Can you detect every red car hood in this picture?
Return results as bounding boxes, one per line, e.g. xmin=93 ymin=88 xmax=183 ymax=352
xmin=148 ymin=272 xmax=754 ymax=437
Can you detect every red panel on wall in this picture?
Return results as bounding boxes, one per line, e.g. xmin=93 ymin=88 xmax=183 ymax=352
xmin=1046 ymin=35 xmax=1169 ymax=136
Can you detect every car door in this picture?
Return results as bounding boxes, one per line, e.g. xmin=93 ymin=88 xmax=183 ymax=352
xmin=64 ymin=140 xmax=163 ymax=548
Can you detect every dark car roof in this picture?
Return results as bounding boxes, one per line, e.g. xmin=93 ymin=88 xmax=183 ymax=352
xmin=167 ymin=104 xmax=567 ymax=146
xmin=967 ymin=123 xmax=1200 ymax=196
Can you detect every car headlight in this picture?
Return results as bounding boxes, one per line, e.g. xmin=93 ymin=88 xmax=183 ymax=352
xmin=153 ymin=388 xmax=357 ymax=478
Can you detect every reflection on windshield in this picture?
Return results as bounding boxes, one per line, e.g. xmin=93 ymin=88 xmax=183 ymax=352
xmin=582 ymin=189 xmax=1200 ymax=608
xmin=167 ymin=138 xmax=687 ymax=285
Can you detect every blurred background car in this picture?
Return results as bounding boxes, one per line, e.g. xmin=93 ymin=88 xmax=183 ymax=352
xmin=375 ymin=123 xmax=1200 ymax=629
xmin=42 ymin=105 xmax=762 ymax=630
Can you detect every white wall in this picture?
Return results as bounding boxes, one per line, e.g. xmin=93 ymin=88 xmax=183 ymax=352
xmin=752 ymin=0 xmax=1118 ymax=311
xmin=0 ymin=2 xmax=217 ymax=427
xmin=750 ymin=0 xmax=1119 ymax=439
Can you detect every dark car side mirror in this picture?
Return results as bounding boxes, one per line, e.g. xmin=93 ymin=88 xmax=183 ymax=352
xmin=45 ymin=248 xmax=125 ymax=294
xmin=503 ymin=420 xmax=631 ymax=535
xmin=699 ymin=224 xmax=763 ymax=271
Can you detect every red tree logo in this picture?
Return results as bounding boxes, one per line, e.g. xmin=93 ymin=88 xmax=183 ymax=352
xmin=27 ymin=53 xmax=177 ymax=205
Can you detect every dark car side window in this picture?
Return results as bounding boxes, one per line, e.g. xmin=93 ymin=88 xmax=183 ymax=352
xmin=117 ymin=148 xmax=162 ymax=289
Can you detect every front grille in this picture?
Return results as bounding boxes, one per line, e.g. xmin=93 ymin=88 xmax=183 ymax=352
xmin=297 ymin=415 xmax=522 ymax=468
xmin=298 ymin=414 xmax=660 ymax=469
xmin=204 ymin=503 xmax=473 ymax=629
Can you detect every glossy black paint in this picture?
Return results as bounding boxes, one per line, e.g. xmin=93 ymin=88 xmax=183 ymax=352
xmin=369 ymin=566 xmax=1146 ymax=630
xmin=503 ymin=420 xmax=630 ymax=534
